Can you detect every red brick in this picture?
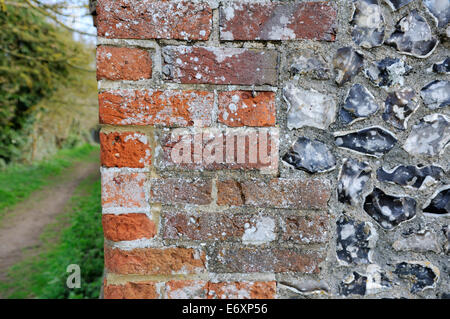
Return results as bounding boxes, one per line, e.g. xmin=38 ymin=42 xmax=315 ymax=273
xmin=164 ymin=280 xmax=276 ymax=299
xmin=217 ymin=179 xmax=330 ymax=209
xmin=157 ymin=128 xmax=278 ymax=172
xmin=163 ymin=211 xmax=277 ymax=242
xmin=163 ymin=210 xmax=328 ymax=244
xmin=97 ymin=0 xmax=212 ymax=40
xmin=165 ymin=280 xmax=207 ymax=299
xmin=220 ymin=2 xmax=337 ymax=41
xmin=104 ymin=280 xmax=159 ymax=299
xmin=163 ymin=46 xmax=278 ymax=86
xmin=100 ymin=132 xmax=151 ymax=168
xmin=102 ymin=214 xmax=156 ymax=242
xmin=281 ymin=214 xmax=329 ymax=244
xmin=104 ymin=247 xmax=206 ymax=275
xmin=207 ymin=282 xmax=276 ymax=299
xmin=212 ymin=246 xmax=323 ymax=274
xmin=217 ymin=180 xmax=244 ymax=206
xmin=101 ymin=170 xmax=148 ymax=211
xmin=96 ymin=46 xmax=152 ymax=81
xmin=150 ymin=178 xmax=212 ymax=205
xmin=99 ymin=90 xmax=213 ymax=127
xmin=218 ymin=91 xmax=276 ymax=127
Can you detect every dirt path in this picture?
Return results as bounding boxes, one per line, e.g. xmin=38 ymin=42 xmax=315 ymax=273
xmin=0 ymin=156 xmax=100 ymax=283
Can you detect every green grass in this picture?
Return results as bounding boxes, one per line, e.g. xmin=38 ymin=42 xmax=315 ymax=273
xmin=0 ymin=176 xmax=104 ymax=299
xmin=0 ymin=144 xmax=99 ymax=218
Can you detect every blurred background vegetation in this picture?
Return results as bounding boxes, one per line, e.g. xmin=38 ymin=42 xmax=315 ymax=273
xmin=0 ymin=0 xmax=98 ymax=165
xmin=0 ymin=0 xmax=103 ymax=299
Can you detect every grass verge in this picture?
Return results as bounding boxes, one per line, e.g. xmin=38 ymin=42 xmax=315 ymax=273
xmin=0 ymin=144 xmax=99 ymax=218
xmin=0 ymin=176 xmax=104 ymax=299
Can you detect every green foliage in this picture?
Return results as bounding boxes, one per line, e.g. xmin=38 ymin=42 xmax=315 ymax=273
xmin=0 ymin=1 xmax=95 ymax=164
xmin=0 ymin=143 xmax=98 ymax=218
xmin=0 ymin=176 xmax=104 ymax=299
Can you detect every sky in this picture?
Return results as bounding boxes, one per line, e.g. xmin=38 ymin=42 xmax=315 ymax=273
xmin=45 ymin=0 xmax=97 ymax=44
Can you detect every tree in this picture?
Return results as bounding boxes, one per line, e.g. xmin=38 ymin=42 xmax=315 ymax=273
xmin=0 ymin=0 xmax=95 ymax=164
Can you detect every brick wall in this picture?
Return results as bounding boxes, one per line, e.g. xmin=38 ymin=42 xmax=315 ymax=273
xmin=96 ymin=0 xmax=449 ymax=299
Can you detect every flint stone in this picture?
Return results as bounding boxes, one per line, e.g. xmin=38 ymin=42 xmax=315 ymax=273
xmin=423 ymin=185 xmax=450 ymax=216
xmin=340 ymin=84 xmax=379 ymax=125
xmin=420 ymin=80 xmax=450 ymax=110
xmin=393 ymin=230 xmax=442 ymax=253
xmin=290 ymin=52 xmax=331 ymax=80
xmin=394 ymin=261 xmax=440 ymax=293
xmin=364 ymin=58 xmax=411 ymax=89
xmin=431 ymin=57 xmax=450 ymax=74
xmin=351 ymin=0 xmax=385 ymax=48
xmin=403 ymin=113 xmax=450 ymax=157
xmin=340 ymin=266 xmax=392 ymax=296
xmin=333 ymin=47 xmax=364 ymax=86
xmin=366 ymin=264 xmax=392 ymax=294
xmin=363 ymin=187 xmax=416 ymax=229
xmin=338 ymin=158 xmax=372 ymax=206
xmin=423 ymin=0 xmax=450 ymax=28
xmin=283 ymin=137 xmax=336 ymax=173
xmin=283 ymin=83 xmax=337 ymax=130
xmin=334 ymin=126 xmax=397 ymax=157
xmin=382 ymin=88 xmax=418 ymax=130
xmin=386 ymin=10 xmax=439 ymax=58
xmin=376 ymin=165 xmax=444 ymax=189
xmin=279 ymin=279 xmax=329 ymax=295
xmin=339 ymin=272 xmax=367 ymax=296
xmin=336 ymin=215 xmax=378 ymax=265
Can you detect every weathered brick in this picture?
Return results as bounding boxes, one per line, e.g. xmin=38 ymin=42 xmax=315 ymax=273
xmin=165 ymin=280 xmax=207 ymax=299
xmin=97 ymin=0 xmax=212 ymax=40
xmin=164 ymin=280 xmax=276 ymax=299
xmin=212 ymin=246 xmax=323 ymax=273
xmin=104 ymin=247 xmax=206 ymax=275
xmin=217 ymin=179 xmax=330 ymax=209
xmin=163 ymin=211 xmax=277 ymax=242
xmin=96 ymin=46 xmax=152 ymax=81
xmin=104 ymin=280 xmax=159 ymax=299
xmin=281 ymin=214 xmax=329 ymax=244
xmin=101 ymin=170 xmax=148 ymax=211
xmin=207 ymin=282 xmax=276 ymax=299
xmin=163 ymin=46 xmax=278 ymax=86
xmin=100 ymin=131 xmax=151 ymax=168
xmin=157 ymin=128 xmax=278 ymax=172
xmin=102 ymin=214 xmax=156 ymax=242
xmin=218 ymin=91 xmax=276 ymax=127
xmin=216 ymin=180 xmax=244 ymax=206
xmin=150 ymin=178 xmax=212 ymax=205
xmin=164 ymin=210 xmax=327 ymax=244
xmin=99 ymin=90 xmax=214 ymax=127
xmin=220 ymin=2 xmax=337 ymax=41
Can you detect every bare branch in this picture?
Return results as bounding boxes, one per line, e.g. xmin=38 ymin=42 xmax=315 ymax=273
xmin=20 ymin=0 xmax=97 ymax=37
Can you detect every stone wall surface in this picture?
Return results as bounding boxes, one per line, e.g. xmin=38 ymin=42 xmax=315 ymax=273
xmin=95 ymin=0 xmax=449 ymax=299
